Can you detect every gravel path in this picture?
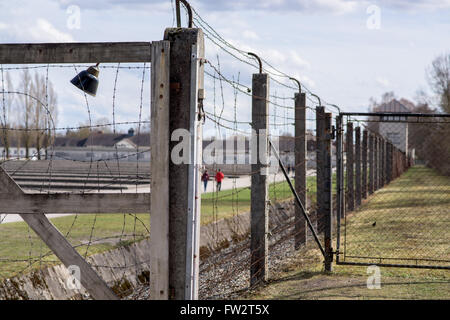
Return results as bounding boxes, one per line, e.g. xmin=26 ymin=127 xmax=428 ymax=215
xmin=126 ymin=213 xmax=309 ymax=300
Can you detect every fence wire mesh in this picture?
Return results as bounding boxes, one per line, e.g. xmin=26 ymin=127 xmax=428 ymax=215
xmin=338 ymin=113 xmax=450 ymax=269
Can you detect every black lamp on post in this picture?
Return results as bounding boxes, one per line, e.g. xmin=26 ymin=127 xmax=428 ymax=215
xmin=70 ymin=63 xmax=100 ymax=96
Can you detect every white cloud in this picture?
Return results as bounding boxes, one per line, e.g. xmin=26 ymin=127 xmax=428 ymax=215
xmin=242 ymin=30 xmax=259 ymax=40
xmin=29 ymin=19 xmax=74 ymax=42
xmin=375 ymin=76 xmax=390 ymax=87
xmin=377 ymin=0 xmax=450 ymax=11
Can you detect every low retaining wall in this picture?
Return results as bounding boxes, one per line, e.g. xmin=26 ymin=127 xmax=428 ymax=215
xmin=0 ymin=198 xmax=311 ymax=300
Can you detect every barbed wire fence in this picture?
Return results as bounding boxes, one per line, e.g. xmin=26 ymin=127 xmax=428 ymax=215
xmin=0 ymin=1 xmax=448 ymax=301
xmin=0 ymin=62 xmax=152 ymax=299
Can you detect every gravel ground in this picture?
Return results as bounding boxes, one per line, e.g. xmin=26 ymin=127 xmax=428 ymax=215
xmin=125 ymin=215 xmax=313 ymax=300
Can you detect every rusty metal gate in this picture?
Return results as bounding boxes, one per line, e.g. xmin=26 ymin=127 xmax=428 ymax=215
xmin=335 ymin=112 xmax=450 ymax=269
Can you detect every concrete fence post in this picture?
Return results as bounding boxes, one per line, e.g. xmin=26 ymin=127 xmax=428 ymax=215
xmin=294 ymin=91 xmax=307 ymax=249
xmin=316 ymin=108 xmax=333 ymax=271
xmin=387 ymin=142 xmax=392 ymax=183
xmin=294 ymin=92 xmax=308 ymax=249
xmin=362 ymin=130 xmax=368 ymax=199
xmin=368 ymin=133 xmax=374 ymax=195
xmin=380 ymin=138 xmax=385 ymax=188
xmin=374 ymin=136 xmax=379 ymax=191
xmin=355 ymin=127 xmax=361 ymax=207
xmin=250 ymin=72 xmax=269 ymax=286
xmin=346 ymin=122 xmax=354 ymax=211
xmin=164 ymin=28 xmax=204 ymax=300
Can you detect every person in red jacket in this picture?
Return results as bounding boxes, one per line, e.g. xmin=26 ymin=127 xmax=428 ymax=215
xmin=215 ymin=169 xmax=224 ymax=191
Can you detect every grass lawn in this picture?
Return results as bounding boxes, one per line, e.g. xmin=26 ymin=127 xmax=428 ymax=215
xmin=0 ymin=213 xmax=150 ymax=279
xmin=244 ymin=165 xmax=450 ymax=300
xmin=0 ymin=172 xmax=328 ymax=280
xmin=200 ymin=175 xmax=318 ymax=225
xmin=0 ymin=175 xmax=313 ymax=279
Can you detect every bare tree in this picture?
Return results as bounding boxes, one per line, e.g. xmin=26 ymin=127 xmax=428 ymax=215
xmin=0 ymin=71 xmax=14 ymax=159
xmin=427 ymin=53 xmax=450 ymax=113
xmin=44 ymin=81 xmax=57 ymax=159
xmin=18 ymin=69 xmax=33 ymax=159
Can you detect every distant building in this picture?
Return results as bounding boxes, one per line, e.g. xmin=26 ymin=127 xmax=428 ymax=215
xmin=51 ymin=128 xmax=151 ymax=162
xmin=376 ymin=99 xmax=411 ymax=153
xmin=0 ymin=136 xmax=45 ymax=160
xmin=202 ymin=133 xmax=318 ymax=167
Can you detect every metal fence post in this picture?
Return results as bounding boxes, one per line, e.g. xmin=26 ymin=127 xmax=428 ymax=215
xmin=355 ymin=126 xmax=361 ymax=207
xmin=346 ymin=122 xmax=354 ymax=211
xmin=294 ymin=91 xmax=307 ymax=249
xmin=250 ymin=72 xmax=269 ymax=286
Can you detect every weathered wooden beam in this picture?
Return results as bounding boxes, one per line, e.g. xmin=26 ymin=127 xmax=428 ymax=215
xmin=149 ymin=40 xmax=170 ymax=300
xmin=0 ymin=168 xmax=118 ymax=299
xmin=19 ymin=213 xmax=118 ymax=300
xmin=0 ymin=193 xmax=150 ymax=214
xmin=0 ymin=42 xmax=151 ymax=64
xmin=0 ymin=167 xmax=150 ymax=214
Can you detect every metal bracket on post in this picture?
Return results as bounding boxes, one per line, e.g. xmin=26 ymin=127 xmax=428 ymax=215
xmin=248 ymin=52 xmax=263 ymax=74
xmin=175 ymin=0 xmax=193 ymax=28
xmin=289 ymin=77 xmax=302 ymax=92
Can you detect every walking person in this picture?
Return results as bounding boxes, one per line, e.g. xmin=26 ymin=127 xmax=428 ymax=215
xmin=215 ymin=169 xmax=224 ymax=192
xmin=201 ymin=170 xmax=210 ymax=192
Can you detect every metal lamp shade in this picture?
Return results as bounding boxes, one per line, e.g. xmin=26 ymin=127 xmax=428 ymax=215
xmin=70 ymin=65 xmax=99 ymax=97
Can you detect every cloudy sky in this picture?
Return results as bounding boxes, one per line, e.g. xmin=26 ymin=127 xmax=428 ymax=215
xmin=0 ymin=0 xmax=449 ymax=137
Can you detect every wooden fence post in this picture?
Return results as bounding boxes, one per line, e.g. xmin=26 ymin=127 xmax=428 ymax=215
xmin=362 ymin=130 xmax=368 ymax=199
xmin=164 ymin=28 xmax=204 ymax=300
xmin=150 ymin=40 xmax=171 ymax=300
xmin=346 ymin=122 xmax=354 ymax=211
xmin=316 ymin=108 xmax=333 ymax=271
xmin=250 ymin=72 xmax=269 ymax=286
xmin=355 ymin=127 xmax=361 ymax=207
xmin=294 ymin=92 xmax=307 ymax=249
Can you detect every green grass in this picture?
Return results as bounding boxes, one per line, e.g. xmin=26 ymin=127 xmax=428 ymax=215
xmin=200 ymin=176 xmax=318 ymax=225
xmin=0 ymin=172 xmax=326 ymax=280
xmin=344 ymin=166 xmax=450 ymax=266
xmin=0 ymin=214 xmax=150 ymax=279
xmin=244 ymin=165 xmax=450 ymax=300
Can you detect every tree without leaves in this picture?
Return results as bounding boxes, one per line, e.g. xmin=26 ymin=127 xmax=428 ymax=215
xmin=0 ymin=71 xmax=14 ymax=159
xmin=427 ymin=53 xmax=450 ymax=113
xmin=18 ymin=69 xmax=33 ymax=159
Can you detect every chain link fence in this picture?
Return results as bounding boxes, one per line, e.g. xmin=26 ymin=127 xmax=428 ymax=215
xmin=337 ymin=113 xmax=450 ymax=269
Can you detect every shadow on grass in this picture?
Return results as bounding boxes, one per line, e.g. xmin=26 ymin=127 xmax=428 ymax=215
xmin=274 ymin=278 xmax=450 ymax=300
